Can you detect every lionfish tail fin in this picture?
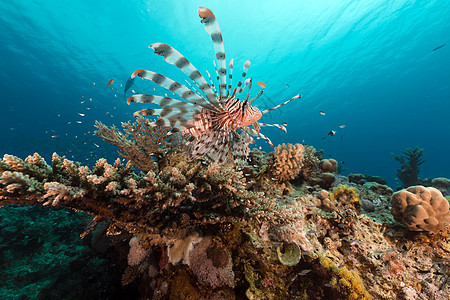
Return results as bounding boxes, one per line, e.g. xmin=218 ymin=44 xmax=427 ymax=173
xmin=149 ymin=43 xmax=221 ymax=109
xmin=262 ymin=94 xmax=301 ymax=114
xmin=198 ymin=7 xmax=227 ymax=99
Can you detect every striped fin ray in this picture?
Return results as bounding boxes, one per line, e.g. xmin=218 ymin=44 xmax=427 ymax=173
xmin=236 ymin=60 xmax=251 ymax=93
xmin=227 ymin=58 xmax=234 ymax=96
xmin=245 ymin=127 xmax=273 ymax=147
xmin=262 ymin=94 xmax=302 ymax=114
xmin=184 ymin=79 xmax=203 ymax=98
xmin=231 ymin=131 xmax=254 ymax=163
xmin=131 ymin=70 xmax=216 ymax=111
xmin=127 ymin=94 xmax=197 ymax=111
xmin=249 ymin=89 xmax=264 ymax=104
xmin=198 ymin=7 xmax=227 ymax=99
xmin=244 ymin=77 xmax=253 ymax=101
xmin=133 ymin=107 xmax=196 ymax=130
xmin=189 ymin=130 xmax=231 ymax=164
xmin=205 ymin=70 xmax=219 ymax=99
xmin=259 ymin=123 xmax=287 ymax=133
xmin=149 ymin=43 xmax=221 ymax=109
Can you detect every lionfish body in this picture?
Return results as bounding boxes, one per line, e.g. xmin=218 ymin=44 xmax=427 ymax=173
xmin=127 ymin=7 xmax=300 ymax=163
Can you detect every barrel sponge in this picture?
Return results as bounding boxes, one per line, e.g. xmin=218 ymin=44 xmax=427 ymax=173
xmin=271 ymin=143 xmax=304 ymax=181
xmin=391 ymin=186 xmax=450 ymax=232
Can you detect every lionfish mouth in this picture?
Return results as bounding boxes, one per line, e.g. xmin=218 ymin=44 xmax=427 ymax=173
xmin=126 ymin=6 xmax=301 ymax=164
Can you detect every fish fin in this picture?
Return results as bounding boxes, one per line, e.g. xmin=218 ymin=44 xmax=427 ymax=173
xmin=236 ymin=60 xmax=251 ymax=94
xmin=131 ymin=70 xmax=216 ymax=111
xmin=246 ymin=127 xmax=273 ymax=147
xmin=149 ymin=43 xmax=221 ymax=109
xmin=198 ymin=7 xmax=227 ymax=99
xmin=258 ymin=122 xmax=287 ymax=133
xmin=262 ymin=94 xmax=301 ymax=114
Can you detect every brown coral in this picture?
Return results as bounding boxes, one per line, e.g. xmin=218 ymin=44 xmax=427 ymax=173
xmin=391 ymin=185 xmax=450 ymax=232
xmin=320 ymin=159 xmax=337 ymax=173
xmin=270 ymin=143 xmax=304 ymax=181
xmin=95 ymin=117 xmax=169 ymax=172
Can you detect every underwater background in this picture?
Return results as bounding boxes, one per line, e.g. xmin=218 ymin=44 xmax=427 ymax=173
xmin=1 ymin=0 xmax=449 ymax=187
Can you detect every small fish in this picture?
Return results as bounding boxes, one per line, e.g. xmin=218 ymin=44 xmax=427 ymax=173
xmin=432 ymin=43 xmax=447 ymax=51
xmin=81 ymin=101 xmax=85 ymax=104
xmin=350 ymin=239 xmax=359 ymax=246
xmin=78 ymin=113 xmax=85 ymax=116
xmin=299 ymin=269 xmax=311 ymax=276
xmin=320 ymin=111 xmax=326 ymax=115
xmin=93 ymin=82 xmax=96 ymax=86
xmin=339 ymin=124 xmax=346 ymax=128
xmin=328 ymin=130 xmax=336 ymax=136
xmin=57 ymin=114 xmax=61 ymax=117
xmin=256 ymin=82 xmax=266 ymax=89
xmin=65 ymin=121 xmax=72 ymax=125
xmin=76 ymin=121 xmax=82 ymax=124
xmin=107 ymin=79 xmax=114 ymax=86
xmin=286 ymin=84 xmax=289 ymax=88
xmin=94 ymin=143 xmax=100 ymax=147
xmin=51 ymin=135 xmax=60 ymax=138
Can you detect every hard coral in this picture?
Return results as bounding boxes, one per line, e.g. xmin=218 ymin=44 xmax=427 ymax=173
xmin=391 ymin=185 xmax=450 ymax=232
xmin=320 ymin=159 xmax=338 ymax=173
xmin=270 ymin=143 xmax=304 ymax=181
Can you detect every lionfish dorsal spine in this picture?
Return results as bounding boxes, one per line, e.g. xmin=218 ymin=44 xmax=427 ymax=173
xmin=249 ymin=89 xmax=264 ymax=104
xmin=236 ymin=60 xmax=251 ymax=94
xmin=149 ymin=43 xmax=221 ymax=109
xmin=198 ymin=6 xmax=227 ymax=99
xmin=244 ymin=77 xmax=253 ymax=102
xmin=227 ymin=58 xmax=234 ymax=96
xmin=205 ymin=69 xmax=219 ymax=99
xmin=131 ymin=69 xmax=216 ymax=111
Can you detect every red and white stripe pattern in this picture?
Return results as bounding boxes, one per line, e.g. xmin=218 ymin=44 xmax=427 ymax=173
xmin=126 ymin=6 xmax=301 ymax=163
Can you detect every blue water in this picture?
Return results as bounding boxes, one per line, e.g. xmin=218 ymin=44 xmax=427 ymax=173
xmin=1 ymin=0 xmax=449 ymax=187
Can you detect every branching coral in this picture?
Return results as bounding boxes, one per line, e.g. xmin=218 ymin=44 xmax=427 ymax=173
xmin=95 ymin=117 xmax=170 ymax=172
xmin=270 ymin=143 xmax=304 ymax=181
xmin=392 ymin=147 xmax=424 ymax=187
xmin=0 ymin=152 xmax=299 ymax=239
xmin=391 ymin=185 xmax=450 ymax=232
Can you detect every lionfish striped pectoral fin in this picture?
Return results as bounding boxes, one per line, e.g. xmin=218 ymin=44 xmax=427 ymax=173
xmin=187 ymin=130 xmax=231 ymax=164
xmin=128 ymin=94 xmax=199 ymax=130
xmin=149 ymin=43 xmax=221 ymax=109
xmin=131 ymin=69 xmax=216 ymax=111
xmin=246 ymin=127 xmax=274 ymax=147
xmin=259 ymin=123 xmax=287 ymax=133
xmin=198 ymin=7 xmax=227 ymax=99
xmin=261 ymin=94 xmax=301 ymax=114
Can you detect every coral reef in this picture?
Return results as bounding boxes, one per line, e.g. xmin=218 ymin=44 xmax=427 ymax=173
xmin=1 ymin=143 xmax=449 ymax=299
xmin=392 ymin=147 xmax=425 ymax=187
xmin=320 ymin=158 xmax=338 ymax=173
xmin=270 ymin=143 xmax=304 ymax=181
xmin=348 ymin=173 xmax=387 ymax=185
xmin=391 ymin=185 xmax=450 ymax=232
xmin=95 ymin=117 xmax=170 ymax=172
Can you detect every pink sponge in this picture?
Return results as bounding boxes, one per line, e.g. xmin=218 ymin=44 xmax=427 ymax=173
xmin=391 ymin=186 xmax=450 ymax=232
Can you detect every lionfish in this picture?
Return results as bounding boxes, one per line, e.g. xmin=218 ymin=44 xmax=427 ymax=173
xmin=126 ymin=7 xmax=300 ymax=163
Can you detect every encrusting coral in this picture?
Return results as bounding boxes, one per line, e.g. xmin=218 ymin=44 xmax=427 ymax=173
xmin=391 ymin=185 xmax=450 ymax=232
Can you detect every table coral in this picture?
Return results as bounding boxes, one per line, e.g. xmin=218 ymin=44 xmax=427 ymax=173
xmin=391 ymin=185 xmax=450 ymax=232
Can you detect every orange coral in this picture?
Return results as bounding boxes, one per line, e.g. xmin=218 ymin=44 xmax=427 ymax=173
xmin=270 ymin=143 xmax=304 ymax=181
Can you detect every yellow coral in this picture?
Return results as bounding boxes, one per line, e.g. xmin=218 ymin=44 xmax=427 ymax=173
xmin=329 ymin=185 xmax=360 ymax=204
xmin=318 ymin=253 xmax=370 ymax=299
xmin=271 ymin=143 xmax=304 ymax=181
